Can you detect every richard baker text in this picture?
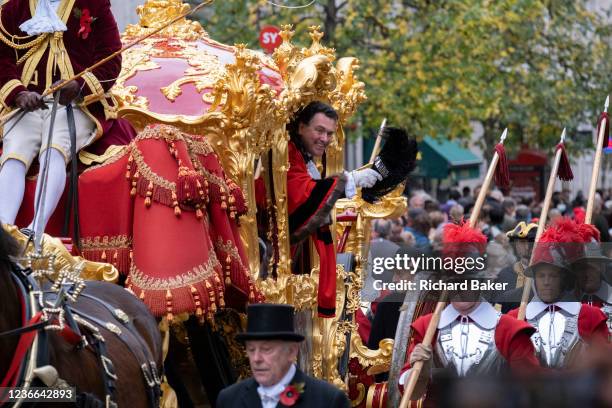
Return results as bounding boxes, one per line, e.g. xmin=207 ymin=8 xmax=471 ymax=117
xmin=373 ymin=279 xmax=508 ymax=292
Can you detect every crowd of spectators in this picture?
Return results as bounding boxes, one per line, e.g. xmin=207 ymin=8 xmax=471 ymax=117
xmin=375 ymin=185 xmax=612 ymax=254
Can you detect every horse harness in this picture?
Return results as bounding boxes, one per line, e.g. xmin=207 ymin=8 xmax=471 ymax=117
xmin=0 ymin=262 xmax=161 ymax=407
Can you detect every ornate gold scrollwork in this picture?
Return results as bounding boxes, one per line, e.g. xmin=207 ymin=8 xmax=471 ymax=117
xmin=113 ymin=37 xmax=226 ymax=114
xmin=124 ymin=0 xmax=208 ymax=41
xmin=352 ymin=383 xmax=366 ymax=407
xmin=327 ymin=56 xmax=367 ymax=176
xmin=273 ymin=25 xmax=299 ymax=79
xmin=351 ymin=336 xmax=395 ymax=374
xmin=112 ymin=38 xmax=159 ymax=111
xmin=302 ymin=26 xmax=336 ymax=61
xmin=309 ymin=264 xmax=360 ymax=391
xmin=160 ymin=46 xmax=224 ymax=104
xmin=4 ymin=224 xmax=119 ymax=283
xmin=333 ymin=186 xmax=407 ymax=386
xmin=258 ymin=275 xmax=290 ymax=305
xmin=208 ymin=44 xmax=285 ymax=280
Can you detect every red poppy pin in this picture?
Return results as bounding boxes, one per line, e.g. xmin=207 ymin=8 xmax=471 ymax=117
xmin=73 ymin=7 xmax=97 ymax=40
xmin=279 ymin=382 xmax=305 ymax=406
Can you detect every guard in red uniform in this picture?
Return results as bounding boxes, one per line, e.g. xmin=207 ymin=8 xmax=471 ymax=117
xmin=0 ymin=0 xmax=121 ymax=234
xmin=399 ymin=222 xmax=539 ymax=405
xmin=572 ymin=222 xmax=612 ymax=333
xmin=507 ymin=218 xmax=609 ymax=368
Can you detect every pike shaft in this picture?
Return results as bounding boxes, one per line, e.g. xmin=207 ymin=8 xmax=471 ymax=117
xmin=517 ymin=145 xmax=563 ymax=320
xmin=585 ymin=115 xmax=608 ymax=224
xmin=368 ymin=118 xmax=387 ymax=164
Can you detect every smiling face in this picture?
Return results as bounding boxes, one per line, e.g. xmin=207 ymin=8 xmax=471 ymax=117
xmin=245 ymin=340 xmax=299 ymax=387
xmin=297 ymin=113 xmax=337 ymax=158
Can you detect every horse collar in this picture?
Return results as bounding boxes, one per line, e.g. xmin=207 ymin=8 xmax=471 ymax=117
xmin=0 ymin=266 xmax=43 ymax=391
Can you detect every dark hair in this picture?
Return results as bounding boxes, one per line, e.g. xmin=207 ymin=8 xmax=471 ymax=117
xmin=515 ymin=204 xmax=530 ymax=220
xmin=288 ymin=101 xmax=338 ymax=144
xmin=573 ymin=195 xmax=585 ymax=208
xmin=408 ymin=207 xmax=425 ymax=221
xmin=449 ymin=189 xmax=461 ymax=201
xmin=373 ymin=219 xmax=392 ymax=238
xmin=489 ymin=203 xmax=505 ymax=225
xmin=552 ymin=191 xmax=562 ymax=207
xmin=502 ymin=198 xmax=516 ymax=211
xmin=424 ymin=199 xmax=440 ymax=212
xmin=413 ymin=212 xmax=432 ymax=235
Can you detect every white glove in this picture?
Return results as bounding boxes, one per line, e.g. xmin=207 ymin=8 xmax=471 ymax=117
xmin=351 ymin=168 xmax=382 ymax=188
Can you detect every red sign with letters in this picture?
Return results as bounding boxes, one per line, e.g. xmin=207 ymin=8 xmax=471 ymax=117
xmin=259 ymin=26 xmax=282 ymax=54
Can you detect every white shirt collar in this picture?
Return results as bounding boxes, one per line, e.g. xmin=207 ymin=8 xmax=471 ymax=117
xmin=306 ymin=160 xmax=321 ymax=180
xmin=438 ymin=301 xmax=499 ymax=330
xmin=257 ymin=363 xmax=296 ymax=405
xmin=525 ymin=296 xmax=581 ymax=320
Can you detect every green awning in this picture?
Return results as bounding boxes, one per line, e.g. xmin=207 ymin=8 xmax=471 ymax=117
xmin=419 ymin=136 xmax=482 ymax=180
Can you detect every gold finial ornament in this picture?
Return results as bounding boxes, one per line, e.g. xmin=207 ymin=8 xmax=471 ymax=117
xmin=125 ymin=0 xmax=208 ymax=40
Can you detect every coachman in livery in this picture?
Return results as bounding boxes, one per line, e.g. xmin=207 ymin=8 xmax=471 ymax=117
xmin=0 ymin=0 xmax=130 ymax=236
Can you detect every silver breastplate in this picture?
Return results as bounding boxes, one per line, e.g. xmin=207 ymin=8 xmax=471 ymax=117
xmin=434 ymin=314 xmax=505 ymax=376
xmin=528 ymin=311 xmax=580 ymax=368
xmin=601 ymin=304 xmax=612 ymax=331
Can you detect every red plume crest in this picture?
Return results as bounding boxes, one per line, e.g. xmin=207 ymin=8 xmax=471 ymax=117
xmin=442 ymin=221 xmax=487 ymax=259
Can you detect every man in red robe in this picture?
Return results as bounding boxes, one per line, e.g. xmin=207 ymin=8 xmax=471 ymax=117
xmin=287 ymin=101 xmax=381 ymax=317
xmin=399 ymin=223 xmax=540 ymax=406
xmin=0 ymin=0 xmax=121 ymax=236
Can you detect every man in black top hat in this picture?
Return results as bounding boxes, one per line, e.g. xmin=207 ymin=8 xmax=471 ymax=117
xmin=216 ymin=304 xmax=350 ymax=408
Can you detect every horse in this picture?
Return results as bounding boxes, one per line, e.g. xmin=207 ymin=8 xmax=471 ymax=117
xmin=0 ymin=226 xmax=163 ymax=407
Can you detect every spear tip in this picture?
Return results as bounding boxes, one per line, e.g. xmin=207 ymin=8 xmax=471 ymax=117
xmin=605 ymin=95 xmax=609 ymax=113
xmin=500 ymin=128 xmax=508 ymax=143
xmin=561 ymin=127 xmax=566 ymax=143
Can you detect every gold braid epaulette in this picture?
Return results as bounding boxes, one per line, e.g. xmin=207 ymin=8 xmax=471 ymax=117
xmin=0 ymin=7 xmax=49 ymax=65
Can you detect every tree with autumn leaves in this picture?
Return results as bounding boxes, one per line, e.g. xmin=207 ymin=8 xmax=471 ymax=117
xmin=191 ymin=0 xmax=611 ymax=157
